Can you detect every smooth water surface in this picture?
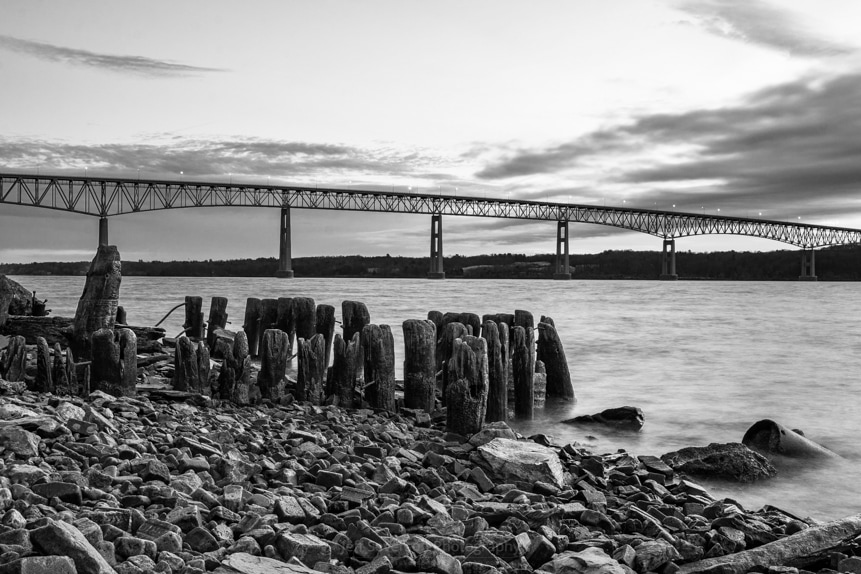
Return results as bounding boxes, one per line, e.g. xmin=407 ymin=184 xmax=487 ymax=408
xmin=14 ymin=275 xmax=861 ymax=520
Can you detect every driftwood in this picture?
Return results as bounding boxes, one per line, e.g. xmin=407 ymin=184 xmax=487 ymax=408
xmin=51 ymin=342 xmax=69 ymax=395
xmin=362 ymin=324 xmax=396 ymax=412
xmin=0 ymin=316 xmax=164 ymax=352
xmin=403 ymin=319 xmax=436 ymax=412
xmin=34 ymin=337 xmax=53 ymax=393
xmin=297 ymin=334 xmax=326 ymax=404
xmin=482 ymin=320 xmax=507 ymax=422
xmin=1 ymin=335 xmax=26 ymax=382
xmin=294 ymin=297 xmax=316 ymax=341
xmin=258 ymin=329 xmax=289 ymax=401
xmin=537 ymin=320 xmax=574 ymax=400
xmin=91 ymin=328 xmax=137 ymax=397
xmin=677 ymin=513 xmax=861 ymax=574
xmin=71 ymin=245 xmax=122 ymax=359
xmin=184 ymin=296 xmax=204 ymax=339
xmin=218 ymin=331 xmax=250 ymax=404
xmin=439 ymin=321 xmax=468 ymax=405
xmin=206 ymin=297 xmax=228 ymax=351
xmin=342 ymin=301 xmax=371 ymax=343
xmin=446 ymin=335 xmax=489 ymax=435
xmin=512 ymin=326 xmax=533 ymax=419
xmin=330 ymin=333 xmax=360 ymax=408
xmin=242 ymin=297 xmax=261 ymax=357
xmin=315 ymin=304 xmax=336 ymax=370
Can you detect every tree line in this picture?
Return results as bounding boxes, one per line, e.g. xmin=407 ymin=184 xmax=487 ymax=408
xmin=3 ymin=246 xmax=861 ymax=280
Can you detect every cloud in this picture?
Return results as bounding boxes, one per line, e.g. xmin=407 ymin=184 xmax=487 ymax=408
xmin=0 ymin=35 xmax=225 ymax=77
xmin=475 ymin=72 xmax=861 ymax=222
xmin=675 ymin=0 xmax=856 ymax=57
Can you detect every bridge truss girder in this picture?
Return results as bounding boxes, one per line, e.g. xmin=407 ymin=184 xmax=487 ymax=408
xmin=1 ymin=173 xmax=860 ymax=249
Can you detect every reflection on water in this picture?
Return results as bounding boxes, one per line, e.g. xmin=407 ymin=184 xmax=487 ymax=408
xmin=13 ymin=275 xmax=861 ymax=520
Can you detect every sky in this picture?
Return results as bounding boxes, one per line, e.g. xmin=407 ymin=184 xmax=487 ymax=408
xmin=2 ymin=0 xmax=861 ymax=263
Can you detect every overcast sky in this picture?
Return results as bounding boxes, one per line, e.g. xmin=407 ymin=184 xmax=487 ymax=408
xmin=2 ymin=0 xmax=861 ymax=263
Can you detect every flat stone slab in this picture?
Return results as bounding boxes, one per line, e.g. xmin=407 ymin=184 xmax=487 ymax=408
xmin=476 ymin=438 xmax=565 ymax=489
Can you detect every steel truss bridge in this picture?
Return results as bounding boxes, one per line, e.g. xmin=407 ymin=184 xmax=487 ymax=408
xmin=2 ymin=172 xmax=859 ymax=279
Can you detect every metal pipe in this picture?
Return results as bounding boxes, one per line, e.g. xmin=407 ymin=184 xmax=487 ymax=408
xmin=154 ymin=302 xmax=187 ymax=327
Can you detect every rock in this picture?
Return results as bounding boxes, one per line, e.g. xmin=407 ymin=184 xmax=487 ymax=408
xmin=562 ymin=406 xmax=645 ymax=430
xmin=216 ymin=552 xmax=322 ymax=573
xmin=476 ymin=437 xmax=566 ymax=489
xmin=537 ymin=547 xmax=627 ymax=573
xmin=275 ymin=532 xmax=331 ymax=565
xmin=660 ymin=442 xmax=777 ymax=482
xmin=30 ymin=518 xmax=117 ymax=574
xmin=634 ymin=539 xmax=681 ymax=572
xmin=0 ymin=556 xmax=77 ymax=574
xmin=0 ymin=426 xmax=41 ymax=457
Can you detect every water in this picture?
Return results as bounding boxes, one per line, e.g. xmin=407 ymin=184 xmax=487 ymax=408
xmin=12 ymin=275 xmax=861 ymax=521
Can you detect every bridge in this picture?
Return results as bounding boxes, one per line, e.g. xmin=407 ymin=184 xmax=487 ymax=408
xmin=2 ymin=171 xmax=860 ymax=280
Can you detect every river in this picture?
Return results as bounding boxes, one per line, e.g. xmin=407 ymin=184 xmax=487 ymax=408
xmin=10 ymin=275 xmax=861 ymax=521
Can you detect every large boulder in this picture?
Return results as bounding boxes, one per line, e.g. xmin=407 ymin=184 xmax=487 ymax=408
xmin=742 ymin=419 xmax=840 ymax=459
xmin=537 ymin=547 xmax=627 ymax=574
xmin=660 ymin=442 xmax=776 ymax=483
xmin=0 ymin=275 xmax=33 ymax=326
xmin=476 ymin=437 xmax=566 ymax=489
xmin=562 ymin=406 xmax=645 ymax=430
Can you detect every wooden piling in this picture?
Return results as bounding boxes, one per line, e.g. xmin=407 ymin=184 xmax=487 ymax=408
xmin=315 ymin=304 xmax=336 ymax=369
xmin=116 ymin=306 xmax=127 ymax=326
xmin=184 ymin=296 xmax=204 ymax=339
xmin=243 ymin=297 xmax=262 ymax=357
xmin=403 ymin=319 xmax=436 ymax=412
xmin=331 ymin=332 xmax=360 ymax=408
xmin=218 ymin=330 xmax=250 ymax=405
xmin=71 ymin=245 xmax=121 ymax=360
xmin=362 ymin=324 xmax=396 ymax=412
xmin=439 ymin=321 xmax=469 ymax=404
xmin=52 ymin=343 xmax=69 ymax=395
xmin=258 ymin=329 xmax=290 ymax=401
xmin=259 ymin=298 xmax=279 ymax=334
xmin=206 ymin=297 xmax=228 ymax=351
xmin=173 ymin=335 xmax=200 ymax=393
xmin=342 ymin=300 xmax=371 ymax=342
xmin=482 ymin=320 xmax=507 ymax=422
xmin=537 ymin=319 xmax=574 ymax=400
xmin=64 ymin=346 xmax=78 ymax=396
xmin=512 ymin=326 xmax=533 ymax=419
xmin=446 ymin=335 xmax=489 ymax=436
xmin=91 ymin=328 xmax=137 ymax=397
xmin=514 ymin=309 xmax=536 ymax=377
xmin=294 ymin=297 xmax=316 ymax=341
xmin=276 ymin=297 xmax=296 ymax=355
xmin=297 ymin=333 xmax=326 ymax=404
xmin=196 ymin=341 xmax=211 ymax=395
xmin=34 ymin=336 xmax=53 ymax=394
xmin=0 ymin=335 xmax=26 ymax=382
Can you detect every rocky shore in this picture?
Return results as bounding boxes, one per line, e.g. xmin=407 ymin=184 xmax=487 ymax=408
xmin=1 ymin=380 xmax=861 ymax=574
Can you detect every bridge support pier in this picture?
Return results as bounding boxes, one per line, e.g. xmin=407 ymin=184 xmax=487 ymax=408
xmin=98 ymin=217 xmax=109 ymax=246
xmin=428 ymin=214 xmax=445 ymax=279
xmin=554 ymin=220 xmax=571 ymax=279
xmin=660 ymin=238 xmax=678 ymax=280
xmin=799 ymin=248 xmax=817 ymax=281
xmin=276 ymin=207 xmax=294 ymax=278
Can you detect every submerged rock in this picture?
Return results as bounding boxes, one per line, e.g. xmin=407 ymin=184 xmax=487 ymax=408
xmin=660 ymin=442 xmax=777 ymax=482
xmin=742 ymin=419 xmax=840 ymax=459
xmin=562 ymin=406 xmax=645 ymax=430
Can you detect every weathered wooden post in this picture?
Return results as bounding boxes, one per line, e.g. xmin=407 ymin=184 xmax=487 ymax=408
xmin=315 ymin=304 xmax=336 ymax=369
xmin=362 ymin=324 xmax=396 ymax=412
xmin=0 ymin=335 xmax=26 ymax=383
xmin=174 ymin=336 xmax=200 ymax=393
xmin=116 ymin=306 xmax=127 ymax=326
xmin=243 ymin=297 xmax=262 ymax=357
xmin=259 ymin=298 xmax=279 ymax=335
xmin=52 ymin=343 xmax=69 ymax=395
xmin=91 ymin=328 xmax=137 ymax=397
xmin=294 ymin=297 xmax=316 ymax=341
xmin=184 ymin=296 xmax=204 ymax=339
xmin=276 ymin=297 xmax=295 ymax=355
xmin=34 ymin=337 xmax=53 ymax=393
xmin=258 ymin=329 xmax=290 ymax=401
xmin=512 ymin=326 xmax=533 ymax=419
xmin=330 ymin=333 xmax=360 ymax=408
xmin=533 ymin=360 xmax=547 ymax=408
xmin=297 ymin=334 xmax=326 ymax=404
xmin=403 ymin=319 xmax=436 ymax=412
xmin=446 ymin=336 xmax=489 ymax=435
xmin=197 ymin=341 xmax=211 ymax=395
xmin=514 ymin=309 xmax=536 ymax=376
xmin=71 ymin=245 xmax=122 ymax=360
xmin=206 ymin=297 xmax=228 ymax=351
xmin=218 ymin=331 xmax=251 ymax=404
xmin=64 ymin=346 xmax=78 ymax=396
xmin=342 ymin=301 xmax=371 ymax=342
xmin=482 ymin=320 xmax=507 ymax=422
xmin=537 ymin=318 xmax=574 ymax=400
xmin=443 ymin=312 xmax=481 ymax=337
xmin=427 ymin=311 xmax=443 ymax=340
xmin=0 ymin=277 xmax=12 ymax=329
xmin=439 ymin=322 xmax=468 ymax=404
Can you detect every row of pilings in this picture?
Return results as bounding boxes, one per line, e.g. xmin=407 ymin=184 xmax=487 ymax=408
xmin=170 ymin=294 xmax=575 ymax=436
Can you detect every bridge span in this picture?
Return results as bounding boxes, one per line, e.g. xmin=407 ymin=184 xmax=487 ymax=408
xmin=2 ymin=172 xmax=860 ymax=280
